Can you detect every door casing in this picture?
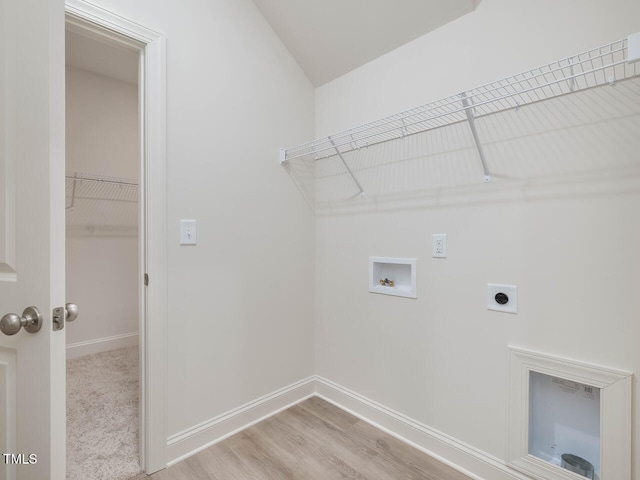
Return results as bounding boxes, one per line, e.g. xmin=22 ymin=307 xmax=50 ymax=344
xmin=64 ymin=1 xmax=168 ymax=474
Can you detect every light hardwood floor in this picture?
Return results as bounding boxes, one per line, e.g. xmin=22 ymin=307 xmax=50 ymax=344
xmin=146 ymin=397 xmax=472 ymax=480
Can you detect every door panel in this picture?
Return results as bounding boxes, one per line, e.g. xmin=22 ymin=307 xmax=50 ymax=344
xmin=0 ymin=348 xmax=16 ymax=480
xmin=0 ymin=0 xmax=66 ymax=479
xmin=0 ymin=0 xmax=15 ymax=282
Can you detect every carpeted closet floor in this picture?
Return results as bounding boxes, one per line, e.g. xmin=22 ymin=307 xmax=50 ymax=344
xmin=67 ymin=346 xmax=142 ymax=480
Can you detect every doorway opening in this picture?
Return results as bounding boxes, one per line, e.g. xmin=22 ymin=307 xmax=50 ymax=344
xmin=64 ymin=22 xmax=144 ymax=479
xmin=64 ymin=2 xmax=168 ymax=474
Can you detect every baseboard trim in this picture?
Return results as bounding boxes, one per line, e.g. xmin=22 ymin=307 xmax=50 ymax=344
xmin=66 ymin=332 xmax=139 ymax=359
xmin=315 ymin=376 xmax=529 ymax=480
xmin=163 ymin=376 xmax=530 ymax=480
xmin=166 ymin=376 xmax=316 ymax=466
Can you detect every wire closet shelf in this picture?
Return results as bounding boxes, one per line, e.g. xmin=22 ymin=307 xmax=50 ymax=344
xmin=66 ymin=172 xmax=139 ymax=211
xmin=65 ymin=172 xmax=140 ymax=233
xmin=280 ymin=35 xmax=640 ymax=190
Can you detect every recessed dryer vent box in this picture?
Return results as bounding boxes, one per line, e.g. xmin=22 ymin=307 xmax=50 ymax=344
xmin=508 ymin=346 xmax=632 ymax=480
xmin=529 ymin=371 xmax=600 ymax=477
xmin=369 ymin=257 xmax=416 ymax=298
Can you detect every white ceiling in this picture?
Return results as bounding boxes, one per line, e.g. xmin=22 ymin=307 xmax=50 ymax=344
xmin=66 ymin=29 xmax=138 ymax=85
xmin=66 ymin=1 xmax=477 ymax=88
xmin=252 ymin=0 xmax=478 ymax=86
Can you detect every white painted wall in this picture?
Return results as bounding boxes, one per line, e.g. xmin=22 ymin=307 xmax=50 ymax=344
xmin=76 ymin=0 xmax=316 ymax=440
xmin=66 ymin=67 xmax=138 ymax=179
xmin=315 ymin=0 xmax=640 ymax=475
xmin=65 ymin=66 xmax=139 ymax=355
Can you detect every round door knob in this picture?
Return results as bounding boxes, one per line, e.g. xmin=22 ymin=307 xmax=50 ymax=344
xmin=1 ymin=307 xmax=43 ymax=336
xmin=0 ymin=313 xmax=22 ymax=335
xmin=66 ymin=303 xmax=79 ymax=322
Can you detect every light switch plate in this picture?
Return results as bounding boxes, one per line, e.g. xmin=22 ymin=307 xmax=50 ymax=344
xmin=180 ymin=219 xmax=197 ymax=245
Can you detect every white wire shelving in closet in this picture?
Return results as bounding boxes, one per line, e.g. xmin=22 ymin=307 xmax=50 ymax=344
xmin=66 ymin=172 xmax=139 ymax=234
xmin=280 ymin=33 xmax=640 ymax=204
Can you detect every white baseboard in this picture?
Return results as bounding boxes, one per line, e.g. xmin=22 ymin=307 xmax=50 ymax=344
xmin=163 ymin=376 xmax=531 ymax=480
xmin=66 ymin=331 xmax=139 ymax=359
xmin=166 ymin=376 xmax=316 ymax=466
xmin=315 ymin=376 xmax=529 ymax=480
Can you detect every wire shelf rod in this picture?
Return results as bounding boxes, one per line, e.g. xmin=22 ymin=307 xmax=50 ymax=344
xmin=66 ymin=195 xmax=138 ymax=204
xmin=305 ymin=118 xmax=472 ymax=163
xmin=65 ymin=172 xmax=139 ymax=186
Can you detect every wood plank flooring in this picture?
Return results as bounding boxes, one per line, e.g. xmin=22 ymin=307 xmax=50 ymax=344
xmin=147 ymin=397 xmax=472 ymax=480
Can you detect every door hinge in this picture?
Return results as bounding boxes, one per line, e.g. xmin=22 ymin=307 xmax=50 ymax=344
xmin=144 ymin=273 xmax=149 ymax=286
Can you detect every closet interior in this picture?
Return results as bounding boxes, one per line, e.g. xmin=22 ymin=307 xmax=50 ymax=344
xmin=65 ymin=25 xmax=142 ymax=480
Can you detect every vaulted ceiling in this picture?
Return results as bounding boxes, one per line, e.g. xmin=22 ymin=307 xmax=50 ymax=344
xmin=66 ymin=1 xmax=478 ymax=88
xmin=252 ymin=0 xmax=478 ymax=86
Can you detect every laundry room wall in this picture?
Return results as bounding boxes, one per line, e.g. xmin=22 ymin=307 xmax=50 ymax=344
xmin=78 ymin=0 xmax=316 ymax=456
xmin=65 ymin=65 xmax=140 ymax=357
xmin=314 ymin=0 xmax=640 ymax=476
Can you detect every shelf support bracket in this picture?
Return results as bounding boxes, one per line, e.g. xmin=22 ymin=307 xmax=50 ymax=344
xmin=66 ymin=173 xmax=78 ymax=210
xmin=461 ymin=93 xmax=491 ymax=183
xmin=329 ymin=137 xmax=365 ymax=197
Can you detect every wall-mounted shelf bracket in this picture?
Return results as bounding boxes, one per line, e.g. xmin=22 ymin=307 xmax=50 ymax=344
xmin=329 ymin=137 xmax=365 ymax=197
xmin=628 ymin=32 xmax=640 ymax=63
xmin=66 ymin=173 xmax=79 ymax=210
xmin=461 ymin=92 xmax=491 ymax=183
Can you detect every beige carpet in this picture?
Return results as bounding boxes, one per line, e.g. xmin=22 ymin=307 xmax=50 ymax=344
xmin=67 ymin=346 xmax=142 ymax=480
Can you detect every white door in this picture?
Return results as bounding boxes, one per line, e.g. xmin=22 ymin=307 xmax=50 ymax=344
xmin=0 ymin=0 xmax=66 ymax=479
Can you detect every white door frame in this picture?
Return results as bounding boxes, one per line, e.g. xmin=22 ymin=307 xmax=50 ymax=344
xmin=65 ymin=1 xmax=167 ymax=473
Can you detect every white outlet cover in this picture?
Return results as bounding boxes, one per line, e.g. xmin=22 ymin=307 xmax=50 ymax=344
xmin=487 ymin=283 xmax=517 ymax=314
xmin=432 ymin=233 xmax=447 ymax=258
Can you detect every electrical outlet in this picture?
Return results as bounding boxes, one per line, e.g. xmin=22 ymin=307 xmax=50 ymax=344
xmin=487 ymin=284 xmax=517 ymax=313
xmin=432 ymin=234 xmax=447 ymax=258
